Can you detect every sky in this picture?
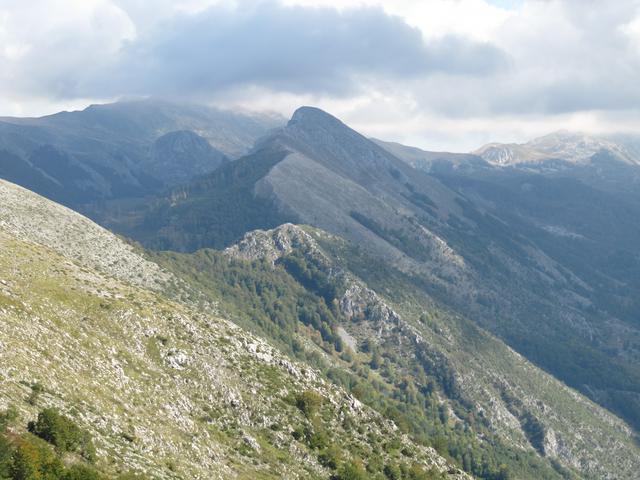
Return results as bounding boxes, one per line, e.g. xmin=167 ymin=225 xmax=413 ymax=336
xmin=1 ymin=0 xmax=640 ymax=151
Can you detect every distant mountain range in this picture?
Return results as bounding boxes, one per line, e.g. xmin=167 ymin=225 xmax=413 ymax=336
xmin=0 ymin=99 xmax=283 ymax=208
xmin=1 ymin=100 xmax=640 ymax=479
xmin=474 ymin=131 xmax=640 ymax=167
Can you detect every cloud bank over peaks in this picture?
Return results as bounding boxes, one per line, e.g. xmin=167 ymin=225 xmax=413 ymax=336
xmin=83 ymin=1 xmax=508 ymax=99
xmin=2 ymin=0 xmax=640 ymax=150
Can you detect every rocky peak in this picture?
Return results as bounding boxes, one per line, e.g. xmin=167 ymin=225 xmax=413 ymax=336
xmin=227 ymin=224 xmax=406 ymax=333
xmin=288 ymin=106 xmax=347 ymax=130
xmin=271 ymin=106 xmax=406 ymax=185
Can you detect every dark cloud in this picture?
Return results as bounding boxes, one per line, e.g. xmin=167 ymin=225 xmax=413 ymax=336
xmin=84 ymin=1 xmax=507 ymax=98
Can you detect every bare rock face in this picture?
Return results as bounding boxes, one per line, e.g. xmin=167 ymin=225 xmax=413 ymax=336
xmin=340 ymin=284 xmax=401 ymax=327
xmin=224 ymin=223 xmax=315 ymax=264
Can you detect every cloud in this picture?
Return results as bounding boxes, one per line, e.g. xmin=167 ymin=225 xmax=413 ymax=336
xmin=2 ymin=0 xmax=640 ymax=148
xmin=484 ymin=0 xmax=640 ymax=114
xmin=0 ymin=0 xmax=134 ymax=101
xmin=282 ymin=0 xmax=515 ymax=41
xmin=82 ymin=1 xmax=507 ymax=99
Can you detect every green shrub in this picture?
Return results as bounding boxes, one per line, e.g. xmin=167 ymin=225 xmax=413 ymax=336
xmin=9 ymin=434 xmax=64 ymax=480
xmin=0 ymin=434 xmax=12 ymax=479
xmin=384 ymin=463 xmax=401 ymax=480
xmin=295 ymin=391 xmax=323 ymax=418
xmin=28 ymin=409 xmax=94 ymax=461
xmin=291 ymin=426 xmax=305 ymax=441
xmin=337 ymin=459 xmax=367 ymax=480
xmin=61 ymin=464 xmax=103 ymax=480
xmin=307 ymin=428 xmax=329 ymax=450
xmin=318 ymin=444 xmax=341 ymax=470
xmin=27 ymin=383 xmax=44 ymax=406
xmin=115 ymin=473 xmax=149 ymax=480
xmin=0 ymin=407 xmax=18 ymax=434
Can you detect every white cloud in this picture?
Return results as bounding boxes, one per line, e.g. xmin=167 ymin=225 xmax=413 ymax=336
xmin=0 ymin=0 xmax=134 ymax=101
xmin=281 ymin=0 xmax=513 ymax=40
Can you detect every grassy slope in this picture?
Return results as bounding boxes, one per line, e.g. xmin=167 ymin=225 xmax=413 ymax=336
xmin=0 ymin=230 xmax=466 ymax=480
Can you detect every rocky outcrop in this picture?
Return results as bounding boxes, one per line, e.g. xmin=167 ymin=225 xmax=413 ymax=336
xmin=224 ymin=223 xmax=316 ymax=264
xmin=340 ymin=284 xmax=401 ymax=327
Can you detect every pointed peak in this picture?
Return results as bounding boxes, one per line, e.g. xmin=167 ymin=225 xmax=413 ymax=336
xmin=288 ymin=106 xmax=345 ymax=128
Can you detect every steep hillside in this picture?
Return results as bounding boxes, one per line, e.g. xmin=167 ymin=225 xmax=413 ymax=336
xmin=0 ymin=99 xmax=282 ymax=209
xmin=0 ymin=179 xmax=467 ymax=480
xmin=155 ymin=223 xmax=640 ymax=480
xmin=379 ymin=138 xmax=640 ymax=430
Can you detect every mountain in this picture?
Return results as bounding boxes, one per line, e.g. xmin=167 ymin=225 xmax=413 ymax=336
xmin=371 ymin=139 xmax=489 ymax=174
xmin=147 ymin=130 xmax=228 ymax=185
xmin=0 ymin=99 xmax=283 ymax=209
xmin=468 ymin=132 xmax=640 ymax=198
xmin=4 ymin=103 xmax=640 ymax=478
xmin=98 ymin=106 xmax=640 ymax=440
xmin=473 ymin=131 xmax=640 ymax=167
xmin=0 ymin=178 xmax=472 ymax=480
xmin=107 ymin=106 xmax=461 ymax=262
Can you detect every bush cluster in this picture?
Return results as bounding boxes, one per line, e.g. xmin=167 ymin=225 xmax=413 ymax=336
xmin=0 ymin=407 xmax=146 ymax=480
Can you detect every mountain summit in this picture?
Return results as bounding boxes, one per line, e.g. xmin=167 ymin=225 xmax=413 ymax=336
xmin=288 ymin=105 xmax=345 ymax=127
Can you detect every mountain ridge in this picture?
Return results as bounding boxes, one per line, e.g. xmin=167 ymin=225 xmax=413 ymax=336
xmin=100 ymin=105 xmax=640 ymax=438
xmin=0 ymin=99 xmax=283 ymax=210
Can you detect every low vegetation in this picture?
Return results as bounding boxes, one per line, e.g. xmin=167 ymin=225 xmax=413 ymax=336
xmin=0 ymin=407 xmax=140 ymax=480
